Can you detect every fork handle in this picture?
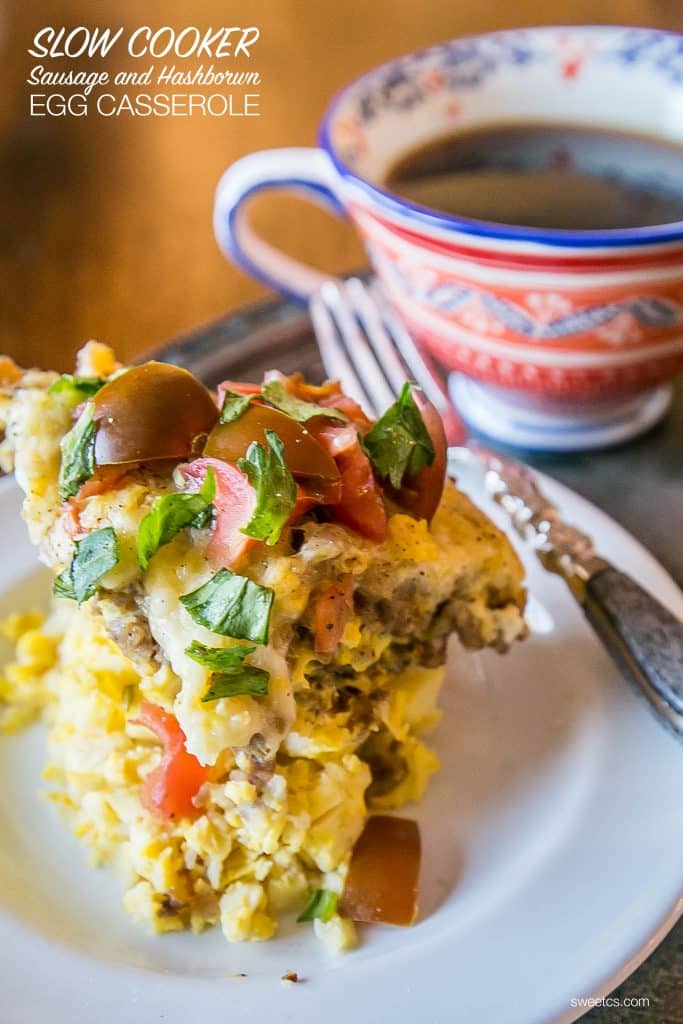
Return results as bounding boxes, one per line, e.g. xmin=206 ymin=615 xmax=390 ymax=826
xmin=582 ymin=566 xmax=683 ymax=736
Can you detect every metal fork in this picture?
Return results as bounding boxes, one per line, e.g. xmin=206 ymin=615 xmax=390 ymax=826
xmin=310 ymin=277 xmax=468 ymax=447
xmin=308 ymin=276 xmax=683 ymax=738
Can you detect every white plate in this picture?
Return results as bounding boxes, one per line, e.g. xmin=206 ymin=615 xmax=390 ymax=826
xmin=0 ymin=466 xmax=681 ymax=1024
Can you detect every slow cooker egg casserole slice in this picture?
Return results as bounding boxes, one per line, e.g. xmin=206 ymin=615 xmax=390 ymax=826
xmin=0 ymin=344 xmax=526 ymax=949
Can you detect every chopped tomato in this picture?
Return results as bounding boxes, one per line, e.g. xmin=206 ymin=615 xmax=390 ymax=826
xmin=216 ymin=379 xmax=261 ymax=407
xmin=60 ymin=501 xmax=83 ymax=540
xmin=313 ymin=574 xmax=355 ymax=654
xmin=59 ymin=469 xmax=128 ymax=541
xmin=179 ymin=457 xmax=257 ymax=569
xmin=76 ymin=479 xmax=111 ymax=500
xmin=182 ymin=461 xmax=327 ymax=566
xmin=310 ymin=421 xmax=358 ymax=458
xmin=333 ymin=439 xmax=387 ymax=543
xmin=291 ymin=486 xmax=318 ymax=522
xmin=134 ymin=702 xmax=208 ymax=821
xmin=75 ymin=466 xmax=128 ymax=500
xmin=308 ymin=422 xmax=386 ymax=541
xmin=206 ymin=374 xmax=386 ymax=544
xmin=339 ymin=815 xmax=421 ymax=926
xmin=320 ymin=392 xmax=372 ymax=431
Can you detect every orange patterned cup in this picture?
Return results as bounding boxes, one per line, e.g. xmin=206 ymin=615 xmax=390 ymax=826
xmin=215 ymin=26 xmax=683 ymax=449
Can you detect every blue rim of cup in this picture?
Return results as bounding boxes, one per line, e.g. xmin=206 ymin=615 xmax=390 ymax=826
xmin=317 ymin=25 xmax=683 ymax=250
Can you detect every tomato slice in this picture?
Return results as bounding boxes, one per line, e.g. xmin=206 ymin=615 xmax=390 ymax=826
xmin=93 ymin=362 xmax=218 ymax=467
xmin=313 ymin=574 xmax=355 ymax=654
xmin=339 ymin=815 xmax=421 ymax=925
xmin=392 ymin=397 xmax=447 ymax=522
xmin=203 ymin=404 xmax=341 ymax=499
xmin=183 ymin=459 xmax=324 ymax=563
xmin=307 ymin=419 xmax=386 ymax=542
xmin=179 ymin=457 xmax=257 ymax=569
xmin=134 ymin=702 xmax=208 ymax=821
xmin=333 ymin=439 xmax=387 ymax=543
xmin=59 ymin=468 xmax=129 ymax=540
xmin=290 ymin=486 xmax=319 ymax=522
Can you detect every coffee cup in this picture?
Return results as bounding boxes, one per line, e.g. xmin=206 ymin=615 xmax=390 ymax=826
xmin=214 ymin=26 xmax=683 ymax=450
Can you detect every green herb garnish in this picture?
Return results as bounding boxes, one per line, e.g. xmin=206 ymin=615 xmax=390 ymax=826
xmin=260 ymin=379 xmax=347 ymax=423
xmin=220 ymin=389 xmax=254 ymax=424
xmin=180 ymin=568 xmax=274 ymax=644
xmin=237 ymin=430 xmax=297 ymax=546
xmin=53 ymin=526 xmax=119 ymax=604
xmin=186 ymin=640 xmax=270 ymax=702
xmin=49 ymin=374 xmax=106 ymax=402
xmin=362 ymin=383 xmax=434 ymax=489
xmin=58 ymin=401 xmax=97 ymax=500
xmin=297 ymin=889 xmax=338 ymax=923
xmin=137 ymin=468 xmax=216 ymax=571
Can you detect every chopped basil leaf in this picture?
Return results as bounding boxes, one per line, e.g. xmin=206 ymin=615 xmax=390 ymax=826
xmin=186 ymin=641 xmax=269 ymax=702
xmin=49 ymin=374 xmax=105 ymax=402
xmin=186 ymin=639 xmax=257 ymax=670
xmin=52 ymin=526 xmax=119 ymax=604
xmin=137 ymin=468 xmax=216 ymax=571
xmin=53 ymin=571 xmax=77 ymax=601
xmin=237 ymin=430 xmax=297 ymax=546
xmin=201 ymin=673 xmax=269 ymax=702
xmin=297 ymin=889 xmax=338 ymax=923
xmin=363 ymin=383 xmax=434 ymax=490
xmin=58 ymin=401 xmax=96 ymax=500
xmin=180 ymin=568 xmax=274 ymax=644
xmin=220 ymin=389 xmax=254 ymax=424
xmin=261 ymin=379 xmax=347 ymax=423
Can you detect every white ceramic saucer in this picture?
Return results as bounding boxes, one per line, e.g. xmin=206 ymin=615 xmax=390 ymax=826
xmin=449 ymin=374 xmax=673 ymax=452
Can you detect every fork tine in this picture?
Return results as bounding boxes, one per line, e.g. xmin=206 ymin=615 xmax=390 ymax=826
xmin=369 ymin=281 xmax=469 ymax=445
xmin=319 ymin=280 xmax=395 ymax=415
xmin=309 ymin=288 xmax=374 ymax=414
xmin=345 ymin=278 xmax=410 ymax=396
xmin=311 ymin=277 xmax=465 ymax=443
xmin=369 ymin=281 xmax=450 ymax=416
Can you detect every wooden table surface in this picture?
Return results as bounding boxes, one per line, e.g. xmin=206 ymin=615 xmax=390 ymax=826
xmin=2 ymin=0 xmax=683 ymax=370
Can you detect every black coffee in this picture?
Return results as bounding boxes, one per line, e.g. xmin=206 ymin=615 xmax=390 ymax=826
xmin=384 ymin=123 xmax=683 ymax=230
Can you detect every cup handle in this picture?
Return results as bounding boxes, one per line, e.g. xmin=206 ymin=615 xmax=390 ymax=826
xmin=213 ymin=147 xmax=347 ymax=302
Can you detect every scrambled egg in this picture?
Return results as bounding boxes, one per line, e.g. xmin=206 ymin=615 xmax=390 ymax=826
xmin=0 ymin=599 xmax=444 ymax=950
